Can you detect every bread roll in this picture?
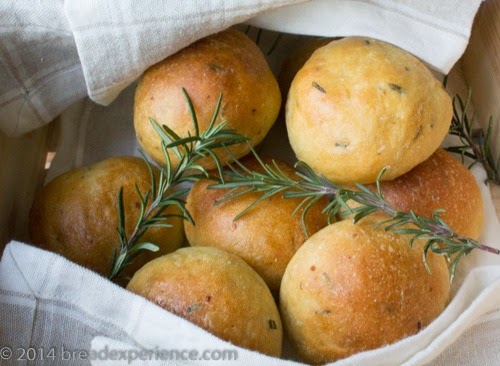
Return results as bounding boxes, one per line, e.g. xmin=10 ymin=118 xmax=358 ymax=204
xmin=280 ymin=217 xmax=450 ymax=364
xmin=286 ymin=36 xmax=453 ymax=184
xmin=184 ymin=156 xmax=329 ymax=294
xmin=134 ymin=28 xmax=281 ymax=170
xmin=359 ymin=149 xmax=483 ymax=239
xmin=29 ymin=156 xmax=184 ymax=277
xmin=127 ymin=246 xmax=282 ymax=357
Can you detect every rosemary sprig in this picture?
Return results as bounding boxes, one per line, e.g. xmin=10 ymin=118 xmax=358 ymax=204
xmin=109 ymin=89 xmax=248 ymax=280
xmin=445 ymin=88 xmax=500 ymax=185
xmin=110 ymin=86 xmax=499 ymax=282
xmin=212 ymin=149 xmax=500 ymax=281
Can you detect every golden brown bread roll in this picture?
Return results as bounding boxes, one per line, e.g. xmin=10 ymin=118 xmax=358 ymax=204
xmin=184 ymin=155 xmax=329 ymax=294
xmin=280 ymin=216 xmax=450 ymax=364
xmin=28 ymin=156 xmax=184 ymax=277
xmin=134 ymin=28 xmax=281 ymax=170
xmin=359 ymin=149 xmax=483 ymax=239
xmin=127 ymin=246 xmax=283 ymax=357
xmin=286 ymin=36 xmax=453 ymax=184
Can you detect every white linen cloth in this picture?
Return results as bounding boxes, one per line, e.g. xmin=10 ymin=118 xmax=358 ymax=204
xmin=1 ymin=1 xmax=499 ymax=366
xmin=0 ymin=0 xmax=484 ymax=136
xmin=1 ymin=163 xmax=499 ymax=366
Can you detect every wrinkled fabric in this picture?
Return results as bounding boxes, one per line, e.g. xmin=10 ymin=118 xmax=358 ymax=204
xmin=0 ymin=0 xmax=483 ymax=136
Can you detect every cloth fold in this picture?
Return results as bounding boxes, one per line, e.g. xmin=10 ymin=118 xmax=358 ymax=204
xmin=63 ymin=0 xmax=308 ymax=107
xmin=0 ymin=0 xmax=484 ymax=136
xmin=1 ymin=238 xmax=500 ymax=366
xmin=0 ymin=0 xmax=86 ymax=136
xmin=247 ymin=0 xmax=483 ymax=74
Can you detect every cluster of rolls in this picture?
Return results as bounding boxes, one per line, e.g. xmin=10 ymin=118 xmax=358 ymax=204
xmin=28 ymin=29 xmax=485 ymax=364
xmin=278 ymin=36 xmax=484 ymax=364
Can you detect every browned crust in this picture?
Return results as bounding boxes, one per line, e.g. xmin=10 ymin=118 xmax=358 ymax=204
xmin=28 ymin=156 xmax=184 ymax=276
xmin=134 ymin=28 xmax=281 ymax=169
xmin=184 ymin=156 xmax=329 ymax=293
xmin=361 ymin=149 xmax=484 ymax=239
xmin=280 ymin=217 xmax=451 ymax=364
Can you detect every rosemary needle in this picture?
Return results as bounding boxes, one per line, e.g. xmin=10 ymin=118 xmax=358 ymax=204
xmin=444 ymin=86 xmax=500 ymax=185
xmin=109 ymin=89 xmax=248 ymax=281
xmin=111 ymin=89 xmax=499 ymax=282
xmin=212 ymin=148 xmax=500 ymax=281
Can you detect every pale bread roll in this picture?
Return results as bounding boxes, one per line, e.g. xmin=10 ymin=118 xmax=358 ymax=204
xmin=280 ymin=217 xmax=451 ymax=364
xmin=127 ymin=246 xmax=283 ymax=357
xmin=134 ymin=28 xmax=281 ymax=170
xmin=286 ymin=36 xmax=453 ymax=184
xmin=29 ymin=156 xmax=184 ymax=277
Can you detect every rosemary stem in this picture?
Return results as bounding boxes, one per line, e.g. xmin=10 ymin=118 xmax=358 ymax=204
xmin=476 ymin=243 xmax=500 ymax=255
xmin=364 ymin=195 xmax=398 ymax=217
xmin=461 ymin=131 xmax=497 ymax=181
xmin=109 ymin=89 xmax=251 ymax=280
xmin=251 ymin=167 xmax=500 ymax=259
xmin=446 ymin=89 xmax=500 ymax=185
